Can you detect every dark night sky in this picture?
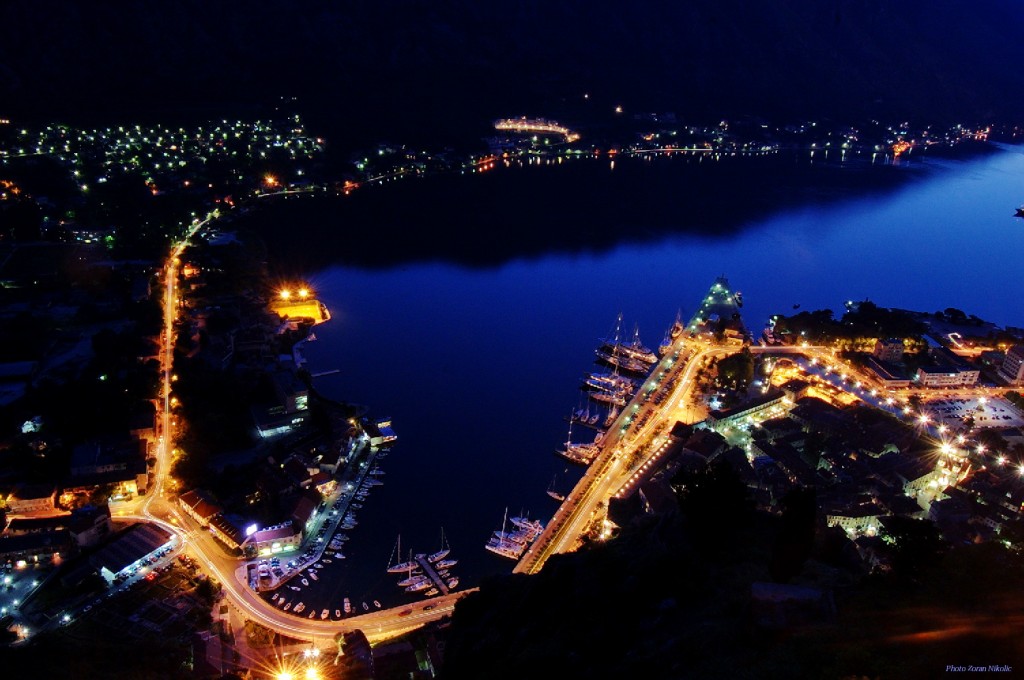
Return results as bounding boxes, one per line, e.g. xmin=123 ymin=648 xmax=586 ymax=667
xmin=2 ymin=1 xmax=1024 ymax=145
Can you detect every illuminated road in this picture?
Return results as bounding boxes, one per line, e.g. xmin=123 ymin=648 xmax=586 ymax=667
xmin=516 ymin=334 xmax=1014 ymax=575
xmin=131 ymin=210 xmax=468 ymax=646
xmin=516 ymin=334 xmax=738 ymax=575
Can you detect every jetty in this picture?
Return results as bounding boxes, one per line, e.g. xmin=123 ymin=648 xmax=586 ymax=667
xmin=412 ymin=554 xmax=450 ymax=596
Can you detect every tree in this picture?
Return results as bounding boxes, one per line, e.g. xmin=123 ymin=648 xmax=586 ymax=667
xmin=769 ymin=487 xmax=817 ymax=582
xmin=716 ymin=348 xmax=755 ymax=388
xmin=671 ymin=459 xmax=754 ymax=550
xmin=882 ymin=516 xmax=945 ymax=584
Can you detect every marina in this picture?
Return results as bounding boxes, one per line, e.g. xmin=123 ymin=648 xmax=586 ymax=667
xmin=389 ymin=531 xmax=461 ymax=598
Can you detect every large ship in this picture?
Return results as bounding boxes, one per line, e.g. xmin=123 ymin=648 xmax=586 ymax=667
xmin=596 ymin=314 xmax=658 ymax=376
xmin=556 ymin=419 xmax=602 ymax=466
xmin=586 ymin=389 xmax=628 ymax=408
xmin=484 ymin=508 xmax=531 ymax=560
xmin=510 ymin=515 xmax=544 ymax=541
xmin=557 ymin=440 xmax=601 ymax=466
xmin=485 ymin=534 xmax=526 ymax=560
xmin=583 ymin=371 xmax=637 ymax=395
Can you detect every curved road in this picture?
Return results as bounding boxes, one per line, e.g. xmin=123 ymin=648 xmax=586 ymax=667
xmin=131 ymin=210 xmax=470 ymax=646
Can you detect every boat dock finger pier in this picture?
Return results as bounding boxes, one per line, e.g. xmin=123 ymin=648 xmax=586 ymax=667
xmin=413 ymin=554 xmax=450 ymax=596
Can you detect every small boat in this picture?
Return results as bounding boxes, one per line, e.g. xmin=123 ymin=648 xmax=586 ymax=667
xmin=308 ymin=611 xmax=316 ymax=619
xmin=314 ymin=563 xmax=324 ymax=569
xmin=323 ymin=558 xmax=332 ymax=564
xmin=398 ymin=573 xmax=428 ymax=588
xmin=405 ymin=580 xmax=431 ymax=592
xmin=335 ymin=609 xmax=342 ymax=618
xmin=321 ymin=609 xmax=329 ymax=620
xmin=309 ymin=572 xmax=318 ymax=581
xmin=351 ymin=503 xmax=363 ymax=509
xmin=425 ymin=587 xmax=439 ymax=597
xmin=283 ymin=602 xmax=292 ymax=611
xmin=343 ymin=597 xmax=352 ymax=614
xmin=362 ymin=602 xmax=369 ymax=611
xmin=434 ymin=558 xmax=458 ymax=569
xmin=294 ymin=602 xmax=305 ymax=613
xmin=1016 ymin=206 xmax=1024 ymax=218
xmin=547 ymin=475 xmax=566 ymax=502
xmin=373 ymin=600 xmax=382 ymax=608
xmin=447 ymin=577 xmax=459 ymax=589
xmin=290 ymin=585 xmax=301 ymax=591
xmin=301 ymin=579 xmax=309 ymax=586
xmin=334 ymin=551 xmax=346 ymax=559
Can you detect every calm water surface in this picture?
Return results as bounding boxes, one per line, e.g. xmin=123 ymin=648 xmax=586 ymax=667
xmin=295 ymin=144 xmax=1024 ymax=609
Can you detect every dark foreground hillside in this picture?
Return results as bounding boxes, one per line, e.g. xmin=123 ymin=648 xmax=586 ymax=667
xmin=440 ymin=470 xmax=1024 ymax=679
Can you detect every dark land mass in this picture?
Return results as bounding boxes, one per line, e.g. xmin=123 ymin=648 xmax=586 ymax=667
xmin=440 ymin=466 xmax=1024 ymax=680
xmin=2 ymin=1 xmax=1024 ymax=152
xmin=234 ymin=144 xmax=987 ymax=276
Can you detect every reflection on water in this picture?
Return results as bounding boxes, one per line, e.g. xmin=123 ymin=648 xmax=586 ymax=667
xmin=290 ymin=145 xmax=1024 ymax=605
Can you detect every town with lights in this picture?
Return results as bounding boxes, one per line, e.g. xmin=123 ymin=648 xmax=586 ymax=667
xmin=2 ymin=100 xmax=1024 ymax=679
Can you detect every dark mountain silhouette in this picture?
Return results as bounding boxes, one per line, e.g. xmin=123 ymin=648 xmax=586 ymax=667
xmin=2 ymin=0 xmax=1023 ymax=147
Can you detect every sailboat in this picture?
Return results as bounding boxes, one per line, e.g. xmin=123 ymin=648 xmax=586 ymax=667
xmin=547 ymin=474 xmax=566 ymax=502
xmin=659 ymin=309 xmax=684 ymax=356
xmin=427 ymin=527 xmax=451 ymax=563
xmin=556 ymin=418 xmax=601 ymax=466
xmin=386 ymin=535 xmax=418 ymax=573
xmin=485 ymin=507 xmax=526 ymax=560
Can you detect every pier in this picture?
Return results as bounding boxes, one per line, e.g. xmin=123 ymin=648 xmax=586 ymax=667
xmin=412 ymin=554 xmax=450 ymax=597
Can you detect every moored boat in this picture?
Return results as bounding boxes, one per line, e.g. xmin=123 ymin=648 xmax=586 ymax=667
xmin=427 ymin=527 xmax=451 ymax=563
xmin=405 ymin=580 xmax=431 ymax=592
xmin=386 ymin=535 xmax=419 ymax=573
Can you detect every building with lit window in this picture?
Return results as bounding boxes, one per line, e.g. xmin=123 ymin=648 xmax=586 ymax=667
xmin=914 ymin=348 xmax=979 ymax=388
xmin=88 ymin=522 xmax=174 ymax=583
xmin=872 ymin=338 xmax=905 ymax=363
xmin=178 ymin=489 xmax=222 ymax=527
xmin=5 ymin=484 xmax=57 ymax=514
xmin=245 ymin=522 xmax=301 ymax=556
xmin=998 ymin=345 xmax=1024 ymax=386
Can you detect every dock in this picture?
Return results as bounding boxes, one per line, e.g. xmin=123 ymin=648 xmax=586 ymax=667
xmin=412 ymin=554 xmax=450 ymax=596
